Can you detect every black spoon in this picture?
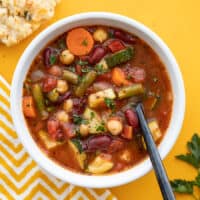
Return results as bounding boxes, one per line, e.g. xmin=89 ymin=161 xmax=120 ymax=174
xmin=135 ymin=103 xmax=175 ymax=200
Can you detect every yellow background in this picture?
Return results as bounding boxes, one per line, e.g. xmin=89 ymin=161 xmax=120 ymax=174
xmin=0 ymin=0 xmax=199 ymax=199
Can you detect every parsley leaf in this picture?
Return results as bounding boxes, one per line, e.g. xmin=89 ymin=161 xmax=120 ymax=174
xmin=71 ymin=139 xmax=83 ymax=153
xmin=194 ymin=172 xmax=200 ymax=187
xmin=49 ymin=55 xmax=57 ymax=65
xmin=67 ymin=66 xmax=76 ymax=73
xmin=73 ymin=114 xmax=88 ymax=125
xmin=176 ymin=134 xmax=200 ymax=168
xmin=170 ymin=179 xmax=194 ymax=194
xmin=96 ymin=122 xmax=106 ymax=132
xmin=170 ymin=133 xmax=200 ymax=199
xmin=77 ymin=60 xmax=88 ymax=66
xmin=81 ymin=67 xmax=92 ymax=73
xmin=81 ymin=39 xmax=88 ymax=46
xmin=104 ymin=98 xmax=115 ymax=110
xmin=90 ymin=112 xmax=95 ymax=120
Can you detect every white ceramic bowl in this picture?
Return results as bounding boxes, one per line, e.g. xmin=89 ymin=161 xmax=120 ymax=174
xmin=11 ymin=12 xmax=185 ymax=188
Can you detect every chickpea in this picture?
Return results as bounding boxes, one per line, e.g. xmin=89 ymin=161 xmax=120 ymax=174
xmin=79 ymin=124 xmax=89 ymax=137
xmin=107 ymin=118 xmax=123 ymax=135
xmin=93 ymin=28 xmax=108 ymax=43
xmin=60 ymin=50 xmax=75 ymax=65
xmin=57 ymin=80 xmax=68 ymax=94
xmin=56 ymin=111 xmax=69 ymax=122
xmin=63 ymin=99 xmax=73 ymax=113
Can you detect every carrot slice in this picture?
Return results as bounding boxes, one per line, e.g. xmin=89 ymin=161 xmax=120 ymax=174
xmin=111 ymin=67 xmax=131 ymax=86
xmin=66 ymin=28 xmax=94 ymax=56
xmin=23 ymin=96 xmax=37 ymax=118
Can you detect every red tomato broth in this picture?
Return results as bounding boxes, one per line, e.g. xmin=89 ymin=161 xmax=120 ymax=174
xmin=23 ymin=26 xmax=173 ymax=175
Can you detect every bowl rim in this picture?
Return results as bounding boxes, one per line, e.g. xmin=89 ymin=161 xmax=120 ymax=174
xmin=11 ymin=12 xmax=185 ymax=188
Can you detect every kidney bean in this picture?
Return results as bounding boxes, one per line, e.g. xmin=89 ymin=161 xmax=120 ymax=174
xmin=72 ymin=97 xmax=87 ymax=114
xmin=43 ymin=47 xmax=59 ymax=67
xmin=114 ymin=30 xmax=136 ymax=44
xmin=88 ymin=47 xmax=106 ymax=64
xmin=42 ymin=76 xmax=57 ymax=92
xmin=55 ymin=91 xmax=71 ymax=105
xmin=108 ymin=138 xmax=124 ymax=153
xmin=44 ymin=48 xmax=52 ymax=67
xmin=125 ymin=109 xmax=139 ymax=128
xmin=83 ymin=135 xmax=112 ymax=152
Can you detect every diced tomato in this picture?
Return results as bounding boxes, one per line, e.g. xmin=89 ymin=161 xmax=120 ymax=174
xmin=23 ymin=96 xmax=37 ymax=118
xmin=47 ymin=119 xmax=60 ymax=139
xmin=96 ymin=72 xmax=112 ymax=81
xmin=75 ymin=65 xmax=82 ymax=75
xmin=42 ymin=77 xmax=57 ymax=92
xmin=130 ymin=67 xmax=146 ymax=83
xmin=108 ymin=40 xmax=125 ymax=53
xmin=121 ymin=125 xmax=133 ymax=139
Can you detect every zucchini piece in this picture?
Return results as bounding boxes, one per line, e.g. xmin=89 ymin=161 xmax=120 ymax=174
xmin=47 ymin=89 xmax=59 ymax=102
xmin=87 ymin=154 xmax=114 ymax=174
xmin=32 ymin=84 xmax=46 ymax=117
xmin=63 ymin=70 xmax=78 ymax=84
xmin=148 ymin=120 xmax=162 ymax=142
xmin=38 ymin=130 xmax=63 ymax=150
xmin=105 ymin=47 xmax=134 ymax=68
xmin=83 ymin=107 xmax=106 ymax=134
xmin=88 ymin=88 xmax=116 ymax=108
xmin=118 ymin=84 xmax=144 ymax=99
xmin=68 ymin=140 xmax=86 ymax=169
xmin=75 ymin=71 xmax=97 ymax=97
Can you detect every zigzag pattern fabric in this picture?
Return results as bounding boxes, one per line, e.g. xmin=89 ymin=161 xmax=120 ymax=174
xmin=0 ymin=75 xmax=117 ymax=200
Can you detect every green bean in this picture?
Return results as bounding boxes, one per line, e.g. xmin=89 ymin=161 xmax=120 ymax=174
xmin=47 ymin=89 xmax=59 ymax=102
xmin=32 ymin=84 xmax=46 ymax=117
xmin=63 ymin=70 xmax=78 ymax=84
xmin=118 ymin=84 xmax=144 ymax=99
xmin=75 ymin=71 xmax=97 ymax=97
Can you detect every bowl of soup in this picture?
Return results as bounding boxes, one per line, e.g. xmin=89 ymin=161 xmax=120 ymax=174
xmin=11 ymin=12 xmax=185 ymax=188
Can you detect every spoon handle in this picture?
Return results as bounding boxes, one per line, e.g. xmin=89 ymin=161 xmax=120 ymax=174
xmin=136 ymin=103 xmax=175 ymax=200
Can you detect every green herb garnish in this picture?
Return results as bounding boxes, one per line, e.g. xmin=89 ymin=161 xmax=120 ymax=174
xmin=90 ymin=112 xmax=95 ymax=120
xmin=81 ymin=39 xmax=88 ymax=46
xmin=71 ymin=139 xmax=83 ymax=153
xmin=67 ymin=66 xmax=76 ymax=73
xmin=96 ymin=122 xmax=106 ymax=132
xmin=170 ymin=133 xmax=200 ymax=199
xmin=49 ymin=55 xmax=57 ymax=65
xmin=104 ymin=98 xmax=115 ymax=111
xmin=77 ymin=60 xmax=88 ymax=66
xmin=81 ymin=67 xmax=92 ymax=73
xmin=73 ymin=114 xmax=88 ymax=125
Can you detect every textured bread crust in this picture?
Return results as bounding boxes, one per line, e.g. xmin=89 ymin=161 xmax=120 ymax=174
xmin=0 ymin=0 xmax=60 ymax=46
